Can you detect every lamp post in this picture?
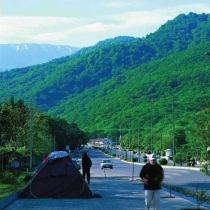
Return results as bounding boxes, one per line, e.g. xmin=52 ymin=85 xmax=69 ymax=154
xmin=125 ymin=116 xmax=131 ymax=160
xmin=135 ymin=110 xmax=141 ymax=162
xmin=148 ymin=100 xmax=154 ymax=153
xmin=138 ymin=120 xmax=140 ymax=162
xmin=169 ymin=83 xmax=177 ymax=161
xmin=29 ymin=106 xmax=33 ymax=169
xmin=150 ymin=101 xmax=153 ymax=153
xmin=129 ymin=119 xmax=131 ymax=161
xmin=43 ymin=130 xmax=46 ymax=159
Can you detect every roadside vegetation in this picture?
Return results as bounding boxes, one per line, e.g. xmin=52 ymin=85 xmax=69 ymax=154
xmin=0 ymin=169 xmax=33 ymax=200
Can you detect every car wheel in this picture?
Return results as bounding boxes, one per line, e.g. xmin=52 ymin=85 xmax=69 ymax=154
xmin=101 ymin=167 xmax=103 ymax=169
xmin=110 ymin=167 xmax=113 ymax=169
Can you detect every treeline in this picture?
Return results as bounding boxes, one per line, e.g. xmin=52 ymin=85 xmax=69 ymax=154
xmin=0 ymin=97 xmax=89 ymax=169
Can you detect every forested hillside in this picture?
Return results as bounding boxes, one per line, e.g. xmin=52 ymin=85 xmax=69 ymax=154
xmin=1 ymin=12 xmax=210 ymax=162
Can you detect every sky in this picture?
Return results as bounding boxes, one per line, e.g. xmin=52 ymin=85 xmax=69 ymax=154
xmin=0 ymin=0 xmax=210 ymax=48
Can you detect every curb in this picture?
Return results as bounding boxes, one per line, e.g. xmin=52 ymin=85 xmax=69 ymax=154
xmin=0 ymin=189 xmax=23 ymax=210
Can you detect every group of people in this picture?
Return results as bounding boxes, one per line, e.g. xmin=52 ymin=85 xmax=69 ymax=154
xmin=81 ymin=151 xmax=164 ymax=210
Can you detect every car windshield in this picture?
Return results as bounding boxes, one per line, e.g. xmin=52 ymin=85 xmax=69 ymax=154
xmin=102 ymin=160 xmax=111 ymax=163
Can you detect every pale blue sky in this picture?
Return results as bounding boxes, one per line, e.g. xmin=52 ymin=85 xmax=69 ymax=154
xmin=0 ymin=0 xmax=210 ymax=47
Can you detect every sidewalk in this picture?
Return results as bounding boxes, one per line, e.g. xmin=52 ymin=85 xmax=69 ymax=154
xmin=2 ymin=178 xmax=210 ymax=210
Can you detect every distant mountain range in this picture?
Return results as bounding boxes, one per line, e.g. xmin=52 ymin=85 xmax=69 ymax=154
xmin=0 ymin=43 xmax=81 ymax=71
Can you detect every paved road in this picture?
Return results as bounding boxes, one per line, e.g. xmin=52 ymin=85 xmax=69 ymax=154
xmin=3 ymin=178 xmax=210 ymax=210
xmin=89 ymin=148 xmax=210 ymax=195
xmin=1 ymin=148 xmax=210 ymax=210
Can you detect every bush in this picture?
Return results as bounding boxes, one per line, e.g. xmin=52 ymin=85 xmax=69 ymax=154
xmin=173 ymin=153 xmax=185 ymax=166
xmin=132 ymin=157 xmax=138 ymax=162
xmin=143 ymin=155 xmax=147 ymax=163
xmin=16 ymin=173 xmax=33 ymax=184
xmin=0 ymin=171 xmax=34 ymax=200
xmin=158 ymin=158 xmax=168 ymax=165
xmin=1 ymin=171 xmax=16 ymax=184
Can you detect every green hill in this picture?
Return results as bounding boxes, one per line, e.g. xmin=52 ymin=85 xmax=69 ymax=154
xmin=1 ymin=12 xmax=210 ymax=158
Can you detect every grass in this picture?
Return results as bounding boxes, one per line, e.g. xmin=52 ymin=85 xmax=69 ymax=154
xmin=162 ymin=183 xmax=210 ymax=205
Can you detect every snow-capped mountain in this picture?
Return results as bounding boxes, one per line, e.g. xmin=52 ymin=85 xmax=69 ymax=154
xmin=0 ymin=43 xmax=81 ymax=71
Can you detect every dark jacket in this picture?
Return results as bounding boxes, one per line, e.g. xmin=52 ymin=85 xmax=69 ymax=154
xmin=82 ymin=154 xmax=92 ymax=170
xmin=140 ymin=162 xmax=164 ymax=190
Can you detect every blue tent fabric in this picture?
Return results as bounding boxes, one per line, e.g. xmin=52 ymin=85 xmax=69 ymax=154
xmin=19 ymin=151 xmax=92 ymax=199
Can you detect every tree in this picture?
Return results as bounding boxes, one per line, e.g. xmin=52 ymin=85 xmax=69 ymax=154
xmin=190 ymin=104 xmax=210 ymax=176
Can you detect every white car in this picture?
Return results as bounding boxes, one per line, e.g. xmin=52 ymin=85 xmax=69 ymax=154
xmin=100 ymin=159 xmax=113 ymax=169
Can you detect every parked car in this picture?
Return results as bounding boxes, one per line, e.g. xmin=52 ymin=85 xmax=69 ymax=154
xmin=100 ymin=159 xmax=113 ymax=169
xmin=72 ymin=158 xmax=81 ymax=170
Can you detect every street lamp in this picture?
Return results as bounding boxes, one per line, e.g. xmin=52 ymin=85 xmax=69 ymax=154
xmin=134 ymin=110 xmax=141 ymax=162
xmin=29 ymin=106 xmax=33 ymax=169
xmin=125 ymin=116 xmax=131 ymax=160
xmin=168 ymin=82 xmax=178 ymax=161
xmin=138 ymin=120 xmax=140 ymax=162
xmin=148 ymin=99 xmax=155 ymax=153
xmin=129 ymin=119 xmax=131 ymax=161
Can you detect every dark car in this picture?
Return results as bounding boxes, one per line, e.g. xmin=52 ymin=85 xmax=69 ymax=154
xmin=72 ymin=158 xmax=81 ymax=170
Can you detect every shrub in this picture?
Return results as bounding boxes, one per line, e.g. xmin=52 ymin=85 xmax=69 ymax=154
xmin=16 ymin=173 xmax=33 ymax=184
xmin=0 ymin=171 xmax=34 ymax=200
xmin=173 ymin=152 xmax=185 ymax=166
xmin=143 ymin=155 xmax=147 ymax=163
xmin=132 ymin=157 xmax=138 ymax=162
xmin=1 ymin=171 xmax=16 ymax=184
xmin=158 ymin=158 xmax=168 ymax=165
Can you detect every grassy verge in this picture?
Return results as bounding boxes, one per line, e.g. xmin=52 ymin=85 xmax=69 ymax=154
xmin=162 ymin=183 xmax=210 ymax=204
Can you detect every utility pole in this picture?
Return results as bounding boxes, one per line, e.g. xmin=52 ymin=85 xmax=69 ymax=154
xmin=148 ymin=100 xmax=154 ymax=153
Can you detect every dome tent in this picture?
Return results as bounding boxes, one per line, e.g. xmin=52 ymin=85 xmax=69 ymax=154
xmin=20 ymin=151 xmax=92 ymax=198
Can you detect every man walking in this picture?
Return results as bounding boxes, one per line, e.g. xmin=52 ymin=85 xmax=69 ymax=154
xmin=82 ymin=152 xmax=92 ymax=184
xmin=140 ymin=153 xmax=164 ymax=210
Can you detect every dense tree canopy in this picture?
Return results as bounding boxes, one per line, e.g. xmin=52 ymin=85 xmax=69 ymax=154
xmin=0 ymin=97 xmax=89 ymax=169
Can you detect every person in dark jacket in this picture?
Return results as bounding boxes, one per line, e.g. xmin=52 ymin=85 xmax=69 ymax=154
xmin=82 ymin=152 xmax=92 ymax=184
xmin=140 ymin=153 xmax=164 ymax=210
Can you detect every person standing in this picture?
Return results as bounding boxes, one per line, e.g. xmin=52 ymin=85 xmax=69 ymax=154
xmin=139 ymin=153 xmax=164 ymax=210
xmin=82 ymin=152 xmax=92 ymax=184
